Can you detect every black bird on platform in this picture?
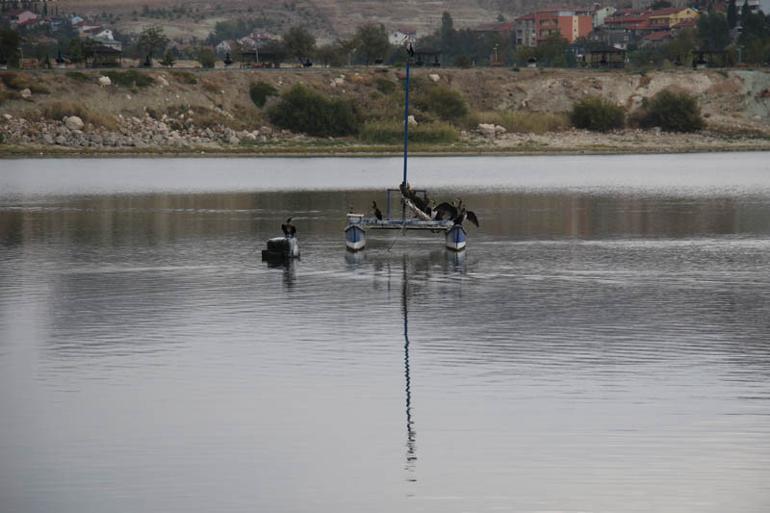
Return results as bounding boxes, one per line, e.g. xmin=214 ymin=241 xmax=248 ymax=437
xmin=433 ymin=201 xmax=458 ymax=221
xmin=281 ymin=217 xmax=296 ymax=238
xmin=453 ymin=207 xmax=480 ymax=228
xmin=372 ymin=201 xmax=383 ymax=221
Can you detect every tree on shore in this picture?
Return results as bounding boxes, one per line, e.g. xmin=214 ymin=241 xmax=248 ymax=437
xmin=727 ymin=0 xmax=738 ymax=29
xmin=354 ymin=23 xmax=390 ymax=65
xmin=160 ymin=48 xmax=175 ymax=67
xmin=137 ymin=25 xmax=169 ymax=65
xmin=0 ymin=28 xmax=21 ymax=68
xmin=697 ymin=12 xmax=730 ymax=51
xmin=283 ymin=26 xmax=316 ymax=63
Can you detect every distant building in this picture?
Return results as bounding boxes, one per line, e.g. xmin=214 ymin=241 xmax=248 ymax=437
xmin=7 ymin=9 xmax=38 ymax=27
xmin=514 ymin=10 xmax=593 ymax=47
xmin=648 ymin=7 xmax=699 ymax=28
xmin=593 ymin=6 xmax=617 ymax=27
xmin=389 ymin=28 xmax=417 ymax=45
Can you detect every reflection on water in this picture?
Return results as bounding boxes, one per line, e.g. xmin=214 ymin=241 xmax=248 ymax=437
xmin=1 ymin=157 xmax=770 ymax=513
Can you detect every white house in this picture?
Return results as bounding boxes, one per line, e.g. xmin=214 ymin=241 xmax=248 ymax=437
xmin=93 ymin=29 xmax=115 ymax=41
xmin=389 ymin=28 xmax=417 ymax=45
xmin=593 ymin=6 xmax=616 ymax=27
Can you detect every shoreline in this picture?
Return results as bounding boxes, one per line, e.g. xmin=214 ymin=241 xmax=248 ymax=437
xmin=3 ymin=139 xmax=770 ymax=158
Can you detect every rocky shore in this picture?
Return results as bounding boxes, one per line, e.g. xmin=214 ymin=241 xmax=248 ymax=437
xmin=2 ymin=68 xmax=770 ymax=156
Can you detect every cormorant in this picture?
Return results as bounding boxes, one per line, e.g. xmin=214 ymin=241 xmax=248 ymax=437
xmin=372 ymin=201 xmax=383 ymax=221
xmin=453 ymin=208 xmax=480 ymax=228
xmin=281 ymin=217 xmax=296 ymax=238
xmin=433 ymin=201 xmax=458 ymax=221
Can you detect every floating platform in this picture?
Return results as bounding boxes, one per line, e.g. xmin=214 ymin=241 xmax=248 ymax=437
xmin=345 ymin=212 xmax=466 ymax=252
xmin=262 ymin=236 xmax=300 ymax=261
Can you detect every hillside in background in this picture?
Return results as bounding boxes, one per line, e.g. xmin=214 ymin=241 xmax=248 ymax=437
xmin=59 ymin=0 xmax=617 ymax=40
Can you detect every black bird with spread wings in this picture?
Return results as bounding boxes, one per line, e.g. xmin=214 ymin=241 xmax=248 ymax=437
xmin=281 ymin=217 xmax=296 ymax=238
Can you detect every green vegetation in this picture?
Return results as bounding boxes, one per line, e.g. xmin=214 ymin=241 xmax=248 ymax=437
xmin=0 ymin=72 xmax=49 ymax=94
xmin=374 ymin=78 xmax=397 ymax=95
xmin=160 ymin=49 xmax=176 ymax=67
xmin=413 ymin=85 xmax=468 ymax=123
xmin=570 ymin=97 xmax=625 ymax=132
xmin=170 ymin=71 xmax=198 ymax=84
xmin=475 ymin=111 xmax=569 ymax=134
xmin=65 ymin=71 xmax=90 ymax=82
xmin=249 ymin=81 xmax=278 ymax=108
xmin=637 ymin=90 xmax=704 ymax=132
xmin=105 ymin=70 xmax=155 ymax=88
xmin=283 ymin=26 xmax=316 ymax=62
xmin=359 ymin=120 xmax=458 ymax=144
xmin=267 ymin=84 xmax=359 ymax=137
xmin=197 ymin=48 xmax=216 ymax=69
xmin=353 ymin=23 xmax=390 ymax=65
xmin=137 ymin=25 xmax=169 ymax=62
xmin=0 ymin=29 xmax=21 ymax=68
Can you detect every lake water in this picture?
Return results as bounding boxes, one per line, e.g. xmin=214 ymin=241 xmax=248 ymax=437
xmin=1 ymin=154 xmax=770 ymax=513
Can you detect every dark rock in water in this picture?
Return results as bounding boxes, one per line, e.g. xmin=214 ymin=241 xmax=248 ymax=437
xmin=262 ymin=237 xmax=300 ymax=261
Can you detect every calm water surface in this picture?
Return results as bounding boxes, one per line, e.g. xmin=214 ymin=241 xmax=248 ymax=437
xmin=1 ymin=155 xmax=770 ymax=513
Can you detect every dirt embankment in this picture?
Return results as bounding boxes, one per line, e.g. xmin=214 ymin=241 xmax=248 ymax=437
xmin=2 ymin=67 xmax=770 ymax=156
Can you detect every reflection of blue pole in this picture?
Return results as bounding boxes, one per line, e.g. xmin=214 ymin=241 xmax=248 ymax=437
xmin=402 ymin=60 xmax=410 ymax=186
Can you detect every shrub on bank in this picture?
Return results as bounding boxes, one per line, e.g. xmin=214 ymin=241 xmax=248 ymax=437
xmin=170 ymin=71 xmax=197 ymax=84
xmin=65 ymin=71 xmax=90 ymax=82
xmin=267 ymin=84 xmax=359 ymax=137
xmin=359 ymin=120 xmax=458 ymax=144
xmin=413 ymin=85 xmax=469 ymax=123
xmin=374 ymin=78 xmax=397 ymax=95
xmin=570 ymin=96 xmax=625 ymax=132
xmin=40 ymin=100 xmax=117 ymax=129
xmin=475 ymin=110 xmax=569 ymax=134
xmin=249 ymin=81 xmax=278 ymax=108
xmin=105 ymin=70 xmax=154 ymax=88
xmin=0 ymin=72 xmax=50 ymax=94
xmin=637 ymin=90 xmax=704 ymax=132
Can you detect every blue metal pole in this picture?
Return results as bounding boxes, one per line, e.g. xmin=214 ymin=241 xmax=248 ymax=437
xmin=402 ymin=60 xmax=410 ymax=186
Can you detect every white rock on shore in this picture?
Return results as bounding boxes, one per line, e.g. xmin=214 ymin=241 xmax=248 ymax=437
xmin=64 ymin=116 xmax=85 ymax=131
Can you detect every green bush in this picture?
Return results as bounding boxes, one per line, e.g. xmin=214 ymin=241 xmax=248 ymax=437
xmin=65 ymin=71 xmax=90 ymax=82
xmin=570 ymin=96 xmax=625 ymax=132
xmin=638 ymin=90 xmax=704 ymax=132
xmin=474 ymin=110 xmax=569 ymax=134
xmin=0 ymin=72 xmax=49 ymax=94
xmin=0 ymin=90 xmax=19 ymax=105
xmin=197 ymin=48 xmax=216 ymax=68
xmin=374 ymin=77 xmax=396 ymax=95
xmin=249 ymin=81 xmax=278 ymax=107
xmin=359 ymin=120 xmax=458 ymax=144
xmin=105 ymin=70 xmax=154 ymax=88
xmin=267 ymin=84 xmax=359 ymax=137
xmin=413 ymin=85 xmax=469 ymax=123
xmin=170 ymin=70 xmax=197 ymax=84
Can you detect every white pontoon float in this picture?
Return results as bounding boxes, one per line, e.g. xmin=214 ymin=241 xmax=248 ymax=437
xmin=344 ymin=46 xmax=469 ymax=253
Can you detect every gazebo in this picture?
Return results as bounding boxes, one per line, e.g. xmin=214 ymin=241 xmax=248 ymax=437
xmin=693 ymin=49 xmax=728 ymax=68
xmin=585 ymin=47 xmax=626 ymax=68
xmin=90 ymin=45 xmax=122 ymax=67
xmin=414 ymin=48 xmax=441 ymax=67
xmin=240 ymin=47 xmax=283 ymax=68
